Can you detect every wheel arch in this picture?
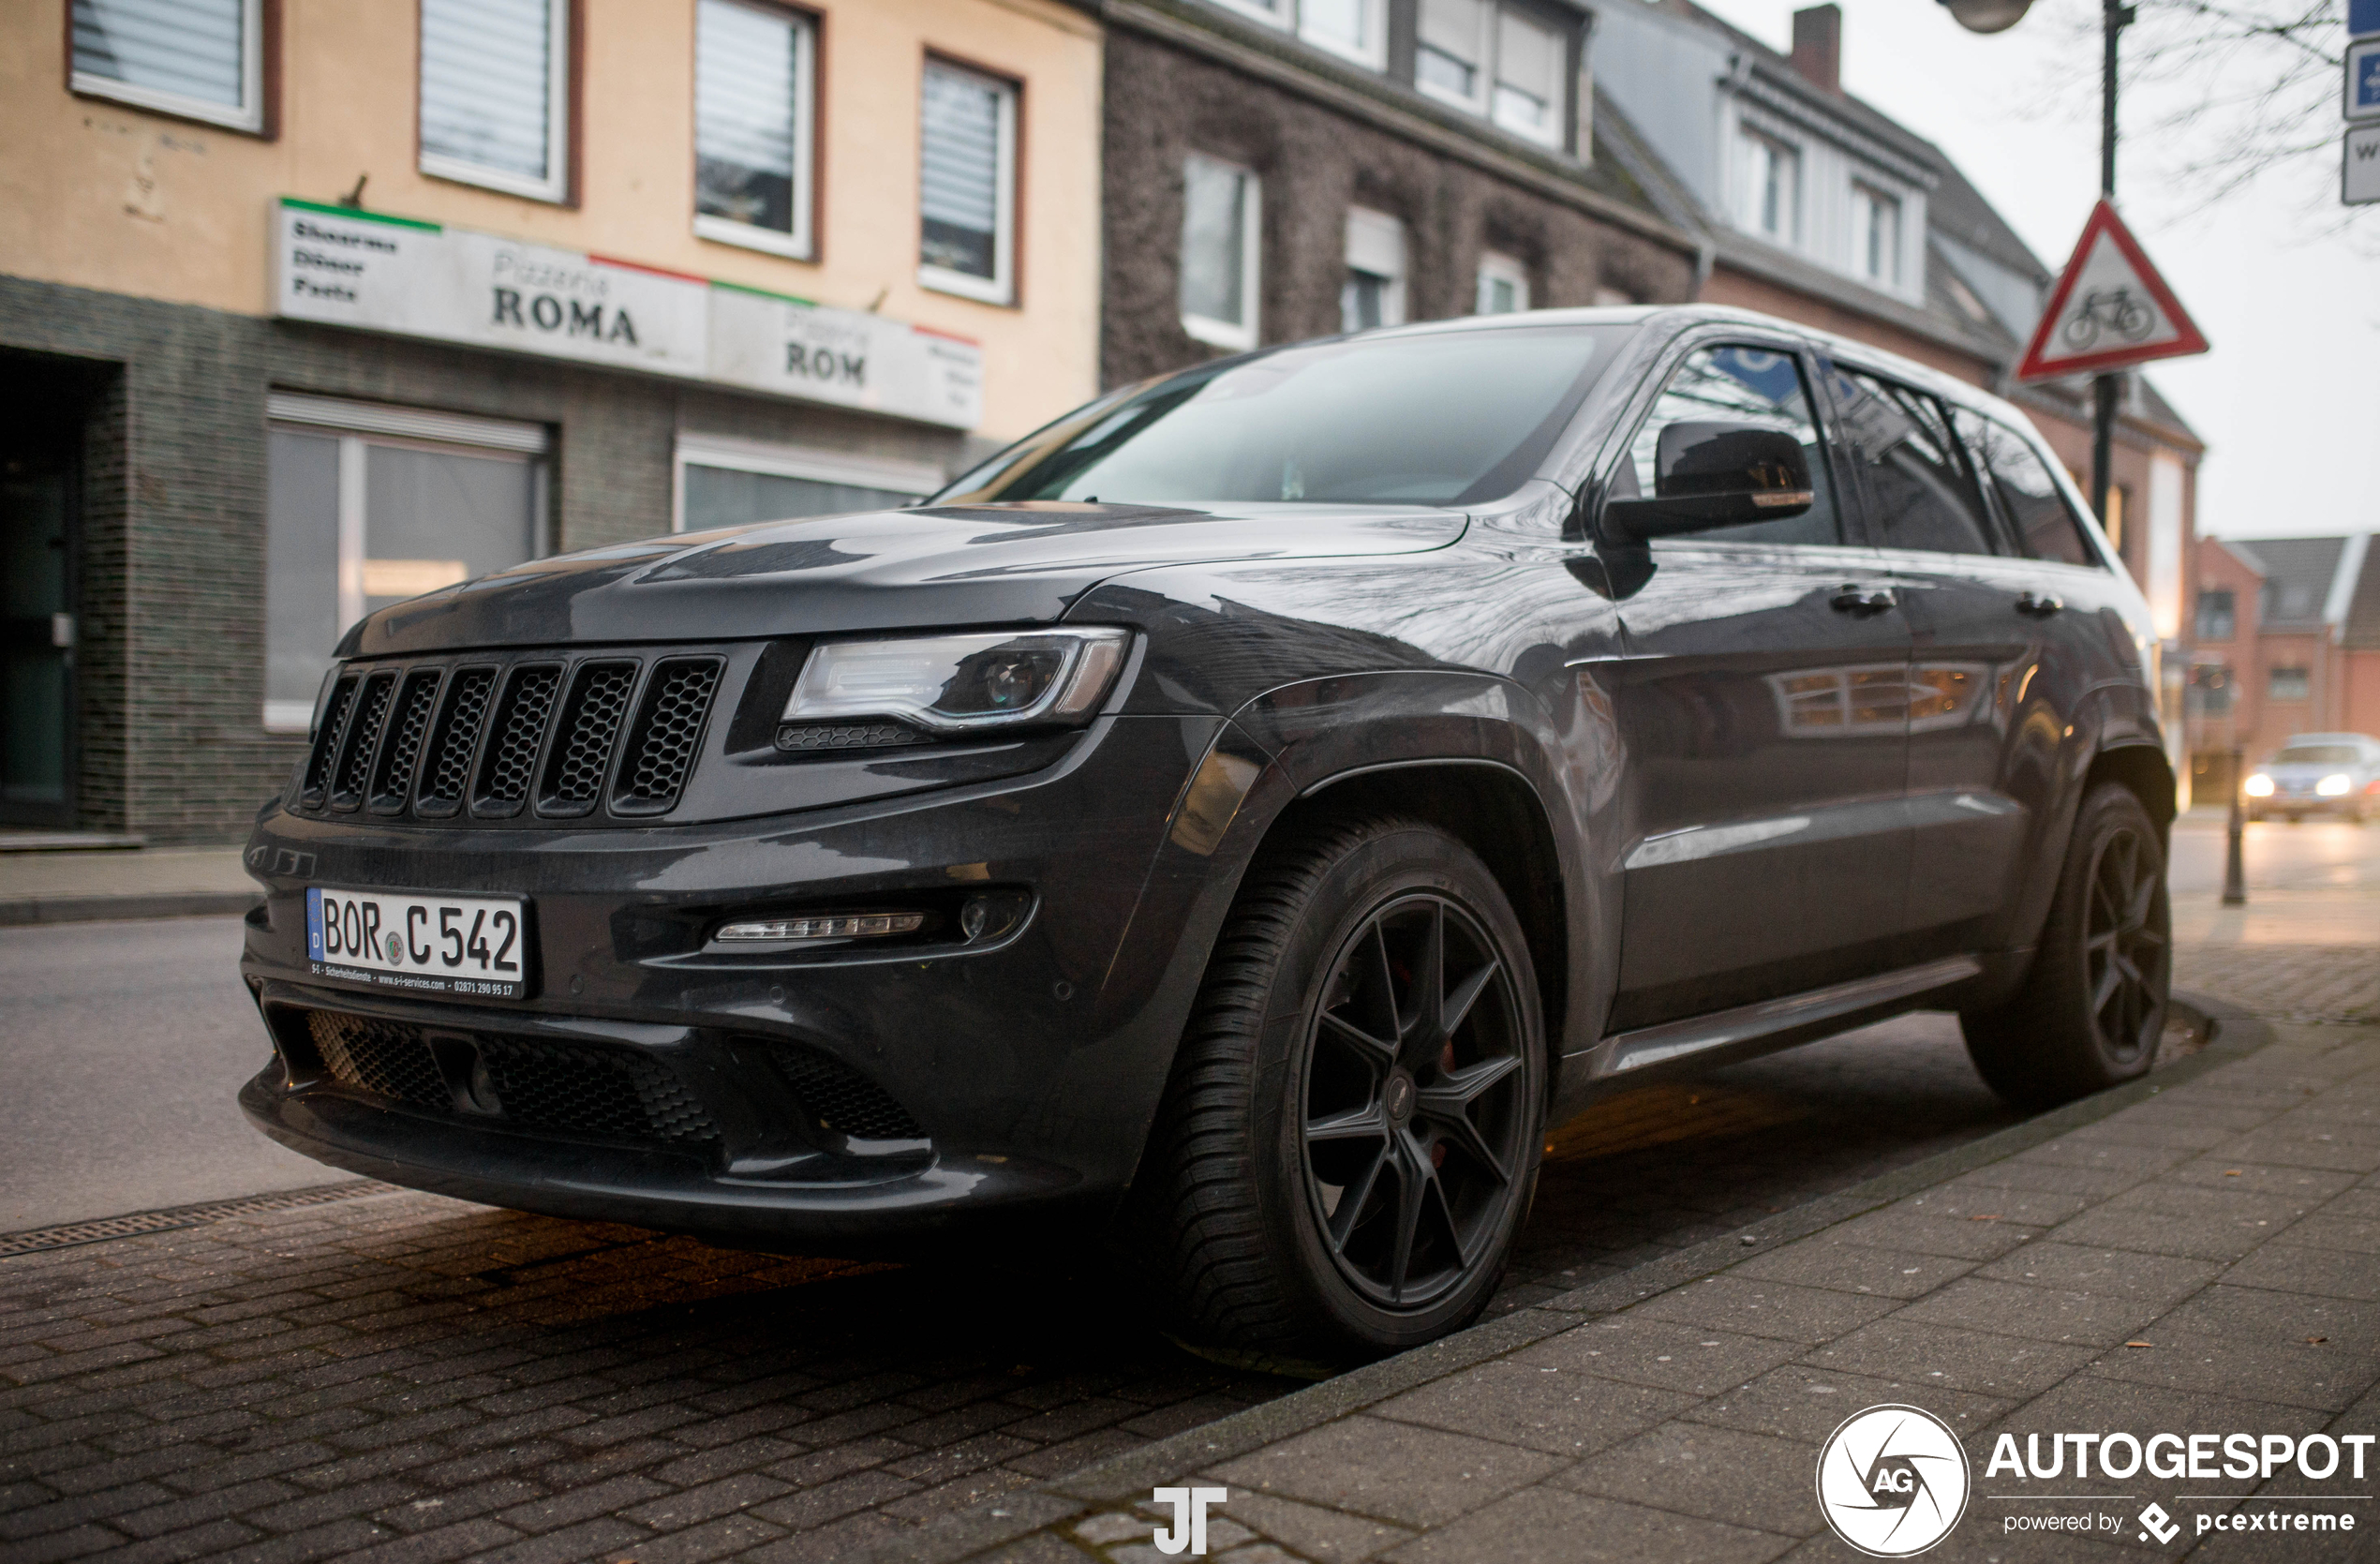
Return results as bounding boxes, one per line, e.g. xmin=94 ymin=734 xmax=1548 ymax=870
xmin=2085 ymin=740 xmax=2179 ymax=842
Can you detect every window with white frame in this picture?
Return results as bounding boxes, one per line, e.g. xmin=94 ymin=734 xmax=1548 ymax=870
xmin=1492 ymin=9 xmax=1563 ymax=144
xmin=1210 ymin=0 xmax=1387 ymax=70
xmin=419 ymin=0 xmax=572 ymax=202
xmin=1416 ymin=0 xmax=1490 ymax=107
xmin=1181 ymin=156 xmax=1262 ymax=350
xmin=264 ymin=396 xmax=550 ymax=731
xmin=1342 ymin=208 xmax=1407 ymax=332
xmin=1852 ymin=182 xmax=1901 ymax=287
xmin=1414 ymin=0 xmax=1566 ymax=145
xmin=695 ymin=0 xmax=815 ymax=260
xmin=919 ymin=60 xmax=1019 ymax=305
xmin=1739 ymin=128 xmax=1799 ymax=243
xmin=70 ymin=0 xmax=264 ymax=132
xmin=1476 ymin=251 xmax=1528 ymax=314
xmin=673 ymin=436 xmax=940 ymax=532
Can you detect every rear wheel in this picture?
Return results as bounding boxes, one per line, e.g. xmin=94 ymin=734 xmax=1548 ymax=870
xmin=1963 ymin=782 xmax=2170 ymax=1108
xmin=1123 ymin=816 xmax=1545 ymax=1363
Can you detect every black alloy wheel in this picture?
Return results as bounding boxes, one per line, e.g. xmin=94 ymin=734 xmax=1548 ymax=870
xmin=1301 ymin=895 xmax=1531 ymax=1312
xmin=2081 ymin=822 xmax=2168 ymax=1069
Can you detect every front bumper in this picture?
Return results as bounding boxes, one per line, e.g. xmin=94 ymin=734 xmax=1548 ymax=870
xmin=238 ymin=710 xmax=1237 ymax=1241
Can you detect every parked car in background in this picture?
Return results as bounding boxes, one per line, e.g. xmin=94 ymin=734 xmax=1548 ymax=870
xmin=2245 ymin=734 xmax=2380 ymax=823
xmin=239 ymin=305 xmax=2174 ymax=1363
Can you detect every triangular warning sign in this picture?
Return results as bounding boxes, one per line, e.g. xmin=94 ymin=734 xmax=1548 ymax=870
xmin=2016 ymin=199 xmax=2209 ymax=381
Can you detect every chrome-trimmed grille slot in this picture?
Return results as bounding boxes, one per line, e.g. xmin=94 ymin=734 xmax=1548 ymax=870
xmin=328 ymin=672 xmax=397 ymax=812
xmin=369 ymin=670 xmax=443 ymax=815
xmin=472 ymin=664 xmax=562 ymax=818
xmin=538 ymin=661 xmax=638 ymax=818
xmin=614 ymin=658 xmax=724 ymax=815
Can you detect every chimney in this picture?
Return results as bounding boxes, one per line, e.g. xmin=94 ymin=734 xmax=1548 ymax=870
xmin=1791 ymin=5 xmax=1842 ymax=95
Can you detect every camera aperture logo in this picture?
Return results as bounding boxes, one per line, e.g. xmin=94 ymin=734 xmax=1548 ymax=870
xmin=1817 ymin=1405 xmax=1972 ymax=1557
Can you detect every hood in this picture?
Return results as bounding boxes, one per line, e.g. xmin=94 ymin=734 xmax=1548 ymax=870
xmin=341 ymin=501 xmax=1467 ymax=657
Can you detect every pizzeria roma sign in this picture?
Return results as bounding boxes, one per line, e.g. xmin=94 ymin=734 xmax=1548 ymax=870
xmin=272 ymin=198 xmax=983 ymax=430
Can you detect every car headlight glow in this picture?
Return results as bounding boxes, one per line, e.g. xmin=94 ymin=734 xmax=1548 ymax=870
xmin=2244 ymin=773 xmax=2274 ymax=797
xmin=784 ymin=628 xmax=1131 ymax=736
xmin=2318 ymin=773 xmax=2353 ymax=797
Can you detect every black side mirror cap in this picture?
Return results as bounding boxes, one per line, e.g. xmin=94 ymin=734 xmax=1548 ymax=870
xmin=1600 ymin=422 xmax=1813 ymax=543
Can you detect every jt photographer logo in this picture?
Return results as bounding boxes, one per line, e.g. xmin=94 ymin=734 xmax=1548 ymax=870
xmin=1817 ymin=1405 xmax=1972 ymax=1557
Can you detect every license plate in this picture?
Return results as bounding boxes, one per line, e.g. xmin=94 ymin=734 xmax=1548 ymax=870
xmin=306 ymin=887 xmax=531 ymax=1000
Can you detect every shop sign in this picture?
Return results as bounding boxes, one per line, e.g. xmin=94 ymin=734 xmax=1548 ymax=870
xmin=273 ymin=199 xmax=982 ymax=429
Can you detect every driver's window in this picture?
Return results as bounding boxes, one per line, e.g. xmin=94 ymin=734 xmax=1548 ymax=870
xmin=1616 ymin=345 xmax=1841 ymax=545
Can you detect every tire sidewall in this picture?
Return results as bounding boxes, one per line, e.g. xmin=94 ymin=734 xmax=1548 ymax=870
xmin=2060 ymin=786 xmax=2171 ymax=1082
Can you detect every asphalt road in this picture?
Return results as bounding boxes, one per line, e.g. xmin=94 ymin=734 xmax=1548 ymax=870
xmin=2169 ymin=806 xmax=2380 ymax=895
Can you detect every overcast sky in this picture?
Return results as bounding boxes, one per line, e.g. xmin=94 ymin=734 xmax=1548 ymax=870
xmin=1678 ymin=0 xmax=2378 ymax=541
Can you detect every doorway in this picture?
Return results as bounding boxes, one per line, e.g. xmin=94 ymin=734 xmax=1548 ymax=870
xmin=0 ymin=364 xmax=85 ymax=828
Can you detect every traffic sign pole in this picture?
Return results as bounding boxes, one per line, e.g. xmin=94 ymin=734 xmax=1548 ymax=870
xmin=2092 ymin=0 xmax=2135 ymax=527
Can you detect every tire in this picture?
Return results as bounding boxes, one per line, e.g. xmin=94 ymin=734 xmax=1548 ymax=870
xmin=1962 ymin=782 xmax=2170 ymax=1109
xmin=1122 ymin=815 xmax=1546 ymax=1364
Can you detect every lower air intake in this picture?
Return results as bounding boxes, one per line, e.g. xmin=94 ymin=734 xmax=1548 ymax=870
xmin=768 ymin=1046 xmax=927 ymax=1141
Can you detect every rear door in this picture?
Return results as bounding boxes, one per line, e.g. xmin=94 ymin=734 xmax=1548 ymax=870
xmin=1598 ymin=335 xmax=1913 ymax=1031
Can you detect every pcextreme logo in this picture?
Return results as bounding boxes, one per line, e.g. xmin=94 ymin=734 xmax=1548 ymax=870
xmin=1817 ymin=1405 xmax=1973 ymax=1557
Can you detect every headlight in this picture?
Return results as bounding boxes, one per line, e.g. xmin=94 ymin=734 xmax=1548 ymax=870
xmin=2244 ymin=773 xmax=2274 ymax=797
xmin=2318 ymin=773 xmax=2352 ymax=797
xmin=784 ymin=628 xmax=1130 ymax=737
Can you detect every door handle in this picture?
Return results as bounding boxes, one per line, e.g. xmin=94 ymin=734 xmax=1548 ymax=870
xmin=2016 ymin=592 xmax=2064 ymax=618
xmin=1831 ymin=586 xmax=1898 ymax=615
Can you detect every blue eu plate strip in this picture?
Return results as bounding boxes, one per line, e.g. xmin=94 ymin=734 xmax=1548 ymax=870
xmin=305 ymin=887 xmax=325 ymax=961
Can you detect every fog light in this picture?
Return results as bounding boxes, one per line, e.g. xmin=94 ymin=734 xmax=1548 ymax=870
xmin=2244 ymin=774 xmax=2274 ymax=797
xmin=2318 ymin=773 xmax=2353 ymax=797
xmin=715 ymin=912 xmax=927 ymax=943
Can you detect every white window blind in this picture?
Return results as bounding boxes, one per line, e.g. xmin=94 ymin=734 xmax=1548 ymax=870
xmin=1493 ymin=10 xmax=1562 ymax=143
xmin=919 ymin=62 xmax=1017 ymax=304
xmin=1299 ymin=0 xmax=1384 ymax=67
xmin=420 ymin=0 xmax=570 ymax=202
xmin=70 ymin=0 xmax=261 ymax=132
xmin=1342 ymin=207 xmax=1406 ymax=332
xmin=1181 ymin=156 xmax=1260 ymax=350
xmin=695 ymin=0 xmax=813 ymax=257
xmin=1417 ymin=0 xmax=1489 ymax=106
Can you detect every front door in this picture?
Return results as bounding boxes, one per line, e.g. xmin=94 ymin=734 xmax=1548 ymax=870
xmin=1599 ymin=339 xmax=1913 ymax=1031
xmin=0 ymin=395 xmax=77 ymax=828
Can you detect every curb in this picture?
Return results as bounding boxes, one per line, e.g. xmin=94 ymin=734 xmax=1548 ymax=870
xmin=0 ymin=891 xmax=263 ymax=926
xmin=850 ymin=992 xmax=2277 ymax=1564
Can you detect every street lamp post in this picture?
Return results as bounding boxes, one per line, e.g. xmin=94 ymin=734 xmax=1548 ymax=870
xmin=2224 ymin=743 xmax=2248 ymax=906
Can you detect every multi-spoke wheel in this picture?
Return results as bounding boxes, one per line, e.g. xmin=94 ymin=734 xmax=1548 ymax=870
xmin=1123 ymin=816 xmax=1545 ymax=1363
xmin=1963 ymin=782 xmax=2170 ymax=1108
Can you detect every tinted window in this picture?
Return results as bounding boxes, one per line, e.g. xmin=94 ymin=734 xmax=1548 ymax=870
xmin=933 ymin=327 xmax=1623 ymax=508
xmin=1615 ymin=345 xmax=1840 ymax=546
xmin=1955 ymin=410 xmax=2098 ymax=567
xmin=1833 ymin=370 xmax=1997 ymax=556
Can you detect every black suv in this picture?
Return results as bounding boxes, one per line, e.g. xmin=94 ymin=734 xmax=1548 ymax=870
xmin=241 ymin=306 xmax=2173 ymax=1361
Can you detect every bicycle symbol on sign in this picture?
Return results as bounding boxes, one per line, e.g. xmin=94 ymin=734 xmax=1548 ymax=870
xmin=2061 ymin=287 xmax=2155 ymax=350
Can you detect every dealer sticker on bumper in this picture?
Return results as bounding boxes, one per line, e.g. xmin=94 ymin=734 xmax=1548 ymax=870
xmin=305 ymin=887 xmax=530 ymax=1000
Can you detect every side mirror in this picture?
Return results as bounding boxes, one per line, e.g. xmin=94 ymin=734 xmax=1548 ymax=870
xmin=1600 ymin=422 xmax=1814 ymax=543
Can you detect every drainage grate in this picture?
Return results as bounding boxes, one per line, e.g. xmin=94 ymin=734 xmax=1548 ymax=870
xmin=0 ymin=1182 xmax=399 ymax=1259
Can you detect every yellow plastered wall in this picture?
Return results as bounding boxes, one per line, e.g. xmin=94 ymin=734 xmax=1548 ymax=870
xmin=0 ymin=0 xmax=1103 ymax=440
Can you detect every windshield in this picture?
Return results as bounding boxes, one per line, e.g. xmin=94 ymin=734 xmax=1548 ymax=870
xmin=2276 ymin=745 xmax=2361 ymax=765
xmin=930 ymin=326 xmax=1629 ymax=510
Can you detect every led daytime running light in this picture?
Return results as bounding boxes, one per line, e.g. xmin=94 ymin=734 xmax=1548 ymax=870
xmin=716 ymin=912 xmax=927 ymax=943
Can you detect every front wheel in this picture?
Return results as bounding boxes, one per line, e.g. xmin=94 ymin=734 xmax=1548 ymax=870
xmin=1123 ymin=816 xmax=1546 ymax=1363
xmin=1963 ymin=782 xmax=2170 ymax=1108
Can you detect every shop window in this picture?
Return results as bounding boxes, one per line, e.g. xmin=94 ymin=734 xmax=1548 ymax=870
xmin=1210 ymin=0 xmax=1387 ymax=70
xmin=1476 ymin=251 xmax=1528 ymax=315
xmin=2269 ymin=666 xmax=2311 ymax=703
xmin=1740 ymin=128 xmax=1799 ymax=243
xmin=1181 ymin=156 xmax=1261 ymax=351
xmin=70 ymin=0 xmax=265 ymax=133
xmin=263 ymin=396 xmax=549 ymax=732
xmin=420 ymin=0 xmax=572 ymax=202
xmin=1852 ymin=182 xmax=1900 ymax=287
xmin=673 ymin=435 xmax=939 ymax=532
xmin=2196 ymin=588 xmax=2236 ymax=641
xmin=1342 ymin=208 xmax=1406 ymax=332
xmin=1415 ymin=0 xmax=1564 ymax=144
xmin=694 ymin=0 xmax=815 ymax=260
xmin=919 ymin=60 xmax=1018 ymax=305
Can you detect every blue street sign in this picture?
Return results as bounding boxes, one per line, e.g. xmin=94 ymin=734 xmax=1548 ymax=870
xmin=2353 ymin=40 xmax=2380 ymax=121
xmin=2357 ymin=0 xmax=2380 ymax=38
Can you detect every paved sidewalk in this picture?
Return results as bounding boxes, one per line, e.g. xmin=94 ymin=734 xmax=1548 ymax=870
xmin=886 ymin=1007 xmax=2380 ymax=1564
xmin=0 ymin=848 xmax=257 ymax=925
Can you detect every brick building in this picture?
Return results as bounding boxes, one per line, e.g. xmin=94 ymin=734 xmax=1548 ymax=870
xmin=1 ymin=0 xmax=1105 ymax=842
xmin=2187 ymin=534 xmax=2380 ymax=795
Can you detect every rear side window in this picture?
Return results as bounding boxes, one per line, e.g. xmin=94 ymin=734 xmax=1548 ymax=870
xmin=1953 ymin=410 xmax=2100 ymax=567
xmin=1615 ymin=344 xmax=1841 ymax=546
xmin=1832 ymin=369 xmax=1998 ymax=557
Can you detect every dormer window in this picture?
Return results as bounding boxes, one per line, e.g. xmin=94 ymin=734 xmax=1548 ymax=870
xmin=1852 ymin=182 xmax=1901 ymax=287
xmin=1213 ymin=0 xmax=1388 ymax=70
xmin=1416 ymin=0 xmax=1566 ymax=145
xmin=1739 ymin=129 xmax=1799 ymax=243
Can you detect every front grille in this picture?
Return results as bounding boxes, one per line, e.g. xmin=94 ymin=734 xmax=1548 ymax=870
xmin=288 ymin=646 xmax=739 ymax=827
xmin=770 ymin=1046 xmax=926 ymax=1141
xmin=304 ymin=1010 xmax=721 ymax=1146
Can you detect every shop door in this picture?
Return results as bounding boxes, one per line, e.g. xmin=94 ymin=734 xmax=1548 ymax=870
xmin=1 ymin=418 xmax=75 ymax=828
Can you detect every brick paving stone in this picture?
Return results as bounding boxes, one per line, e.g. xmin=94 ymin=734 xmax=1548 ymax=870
xmin=1371 ymin=1359 xmax=1699 ymax=1456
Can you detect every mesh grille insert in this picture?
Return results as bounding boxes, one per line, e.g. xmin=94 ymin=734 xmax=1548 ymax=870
xmin=771 ymin=1047 xmax=927 ymax=1141
xmin=416 ymin=667 xmax=496 ymax=817
xmin=308 ymin=1012 xmax=448 ymax=1108
xmin=616 ymin=658 xmax=723 ymax=814
xmin=369 ymin=671 xmax=443 ymax=813
xmin=474 ymin=664 xmax=562 ymax=816
xmin=301 ymin=677 xmax=359 ymax=806
xmin=329 ymin=673 xmax=397 ymax=811
xmin=539 ymin=662 xmax=637 ymax=816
